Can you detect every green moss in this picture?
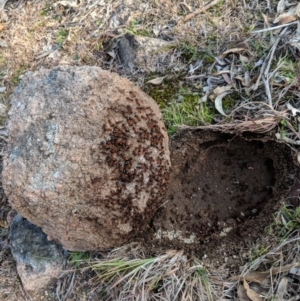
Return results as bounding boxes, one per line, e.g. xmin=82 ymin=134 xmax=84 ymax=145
xmin=56 ymin=28 xmax=68 ymax=46
xmin=243 ymin=24 xmax=255 ymax=33
xmin=203 ymin=55 xmax=215 ymax=64
xmin=275 ymin=57 xmax=296 ymax=84
xmin=221 ymin=92 xmax=240 ymax=111
xmin=72 ymin=53 xmax=79 ymax=60
xmin=163 ymin=91 xmax=213 ymax=135
xmin=144 ymin=77 xmax=214 ymax=135
xmin=144 ymin=82 xmax=177 ymax=108
xmin=127 ymin=19 xmax=151 ymax=37
xmin=11 ymin=65 xmax=28 ymax=85
xmin=177 ymin=42 xmax=214 ymax=64
xmin=39 ymin=4 xmax=52 ymax=16
xmin=208 ymin=0 xmax=224 ymax=17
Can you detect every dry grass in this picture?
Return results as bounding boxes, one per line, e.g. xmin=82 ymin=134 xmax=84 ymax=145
xmin=1 ymin=0 xmax=300 ymax=300
xmin=67 ymin=243 xmax=227 ymax=301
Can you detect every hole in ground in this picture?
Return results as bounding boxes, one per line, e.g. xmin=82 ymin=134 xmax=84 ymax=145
xmin=139 ymin=130 xmax=295 ymax=265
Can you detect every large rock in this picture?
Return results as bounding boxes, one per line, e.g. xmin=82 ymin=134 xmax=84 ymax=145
xmin=10 ymin=214 xmax=65 ymax=297
xmin=3 ymin=66 xmax=170 ymax=250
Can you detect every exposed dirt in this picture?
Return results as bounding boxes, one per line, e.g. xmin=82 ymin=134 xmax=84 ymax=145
xmin=138 ymin=130 xmax=296 ymax=267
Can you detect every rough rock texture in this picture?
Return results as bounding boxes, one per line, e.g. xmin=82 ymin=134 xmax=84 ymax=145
xmin=10 ymin=215 xmax=65 ymax=296
xmin=3 ymin=66 xmax=170 ymax=250
xmin=117 ymin=34 xmax=177 ymax=72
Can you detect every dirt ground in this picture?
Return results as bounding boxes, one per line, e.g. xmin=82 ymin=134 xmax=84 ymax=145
xmin=137 ymin=130 xmax=296 ymax=266
xmin=1 ymin=0 xmax=300 ymax=300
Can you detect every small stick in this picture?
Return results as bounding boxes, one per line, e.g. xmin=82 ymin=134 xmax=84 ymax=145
xmin=177 ymin=0 xmax=221 ymax=25
xmin=251 ymin=21 xmax=298 ymax=34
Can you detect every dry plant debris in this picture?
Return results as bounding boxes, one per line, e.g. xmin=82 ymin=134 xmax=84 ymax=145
xmin=0 ymin=0 xmax=300 ymax=300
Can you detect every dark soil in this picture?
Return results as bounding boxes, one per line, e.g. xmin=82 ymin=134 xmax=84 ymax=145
xmin=139 ymin=130 xmax=296 ymax=267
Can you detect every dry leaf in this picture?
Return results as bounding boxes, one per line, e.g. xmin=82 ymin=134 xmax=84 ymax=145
xmin=249 ymin=282 xmax=270 ymax=296
xmin=262 ymin=13 xmax=271 ymax=27
xmin=243 ymin=263 xmax=299 ymax=283
xmin=235 ymin=73 xmax=251 ymax=87
xmin=274 ymin=4 xmax=300 ymax=25
xmin=238 ymin=260 xmax=300 ymax=283
xmin=214 ymin=56 xmax=227 ymax=66
xmin=277 ymin=0 xmax=286 ymax=13
xmin=243 ymin=271 xmax=269 ymax=283
xmin=55 ymin=0 xmax=79 ymax=7
xmin=212 ymin=85 xmax=232 ymax=95
xmin=297 ymin=151 xmax=300 ymax=164
xmin=146 ymin=76 xmax=166 ymax=85
xmin=276 ymin=133 xmax=300 ymax=145
xmin=271 ymin=263 xmax=299 ymax=275
xmin=222 ymin=73 xmax=232 ymax=84
xmin=274 ymin=277 xmax=288 ymax=300
xmin=296 ymin=3 xmax=300 ymax=17
xmin=219 ymin=48 xmax=250 ymax=59
xmin=199 ymin=93 xmax=208 ymax=103
xmin=214 ymin=91 xmax=232 ymax=116
xmin=243 ymin=280 xmax=263 ymax=301
xmin=289 ymin=266 xmax=300 ymax=277
xmin=277 ymin=14 xmax=297 ymax=25
xmin=0 ymin=103 xmax=6 ymax=115
xmin=0 ymin=0 xmax=8 ymax=10
xmin=239 ymin=54 xmax=250 ymax=63
xmin=287 ymin=103 xmax=300 ymax=116
xmin=238 ymin=283 xmax=251 ymax=301
xmin=0 ymin=23 xmax=4 ymax=31
xmin=0 ymin=38 xmax=7 ymax=47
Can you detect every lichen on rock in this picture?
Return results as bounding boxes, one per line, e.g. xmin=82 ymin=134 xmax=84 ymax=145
xmin=3 ymin=66 xmax=170 ymax=250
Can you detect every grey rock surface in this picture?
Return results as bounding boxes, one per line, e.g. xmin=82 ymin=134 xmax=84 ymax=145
xmin=118 ymin=33 xmax=138 ymax=69
xmin=3 ymin=66 xmax=170 ymax=250
xmin=117 ymin=34 xmax=177 ymax=73
xmin=10 ymin=214 xmax=65 ymax=295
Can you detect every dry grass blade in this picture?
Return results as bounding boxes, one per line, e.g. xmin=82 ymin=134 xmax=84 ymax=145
xmin=252 ymin=28 xmax=288 ymax=107
xmin=251 ymin=21 xmax=299 ymax=33
xmin=226 ymin=235 xmax=300 ymax=301
xmin=88 ymin=249 xmax=217 ymax=301
xmin=179 ymin=115 xmax=280 ymax=134
xmin=176 ymin=0 xmax=221 ymax=25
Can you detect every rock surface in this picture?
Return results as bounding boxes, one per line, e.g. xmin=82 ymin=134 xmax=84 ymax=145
xmin=117 ymin=34 xmax=177 ymax=72
xmin=10 ymin=214 xmax=65 ymax=296
xmin=3 ymin=66 xmax=170 ymax=250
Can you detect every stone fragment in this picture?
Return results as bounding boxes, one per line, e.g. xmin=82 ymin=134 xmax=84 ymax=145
xmin=117 ymin=34 xmax=177 ymax=72
xmin=134 ymin=36 xmax=176 ymax=72
xmin=118 ymin=33 xmax=138 ymax=69
xmin=3 ymin=66 xmax=170 ymax=250
xmin=9 ymin=215 xmax=65 ymax=297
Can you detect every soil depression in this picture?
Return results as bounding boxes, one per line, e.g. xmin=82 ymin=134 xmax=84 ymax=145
xmin=141 ymin=130 xmax=295 ymax=261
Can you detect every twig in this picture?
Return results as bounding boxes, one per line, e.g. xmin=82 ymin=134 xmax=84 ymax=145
xmin=263 ymin=27 xmax=288 ymax=108
xmin=274 ymin=79 xmax=297 ymax=108
xmin=262 ymin=76 xmax=273 ymax=108
xmin=251 ymin=21 xmax=299 ymax=34
xmin=252 ymin=27 xmax=287 ymax=102
xmin=176 ymin=0 xmax=221 ymax=25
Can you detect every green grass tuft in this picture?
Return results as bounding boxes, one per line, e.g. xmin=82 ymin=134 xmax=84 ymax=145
xmin=269 ymin=204 xmax=300 ymax=241
xmin=163 ymin=90 xmax=213 ymax=135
